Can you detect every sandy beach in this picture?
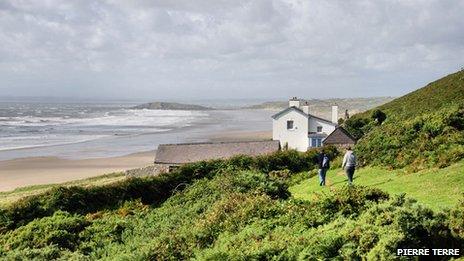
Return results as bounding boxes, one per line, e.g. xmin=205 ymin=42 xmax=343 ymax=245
xmin=0 ymin=130 xmax=272 ymax=192
xmin=0 ymin=151 xmax=155 ymax=192
xmin=208 ymin=130 xmax=271 ymax=142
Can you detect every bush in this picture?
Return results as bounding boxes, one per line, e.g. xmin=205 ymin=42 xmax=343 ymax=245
xmin=448 ymin=199 xmax=464 ymax=239
xmin=230 ymin=171 xmax=290 ymax=199
xmin=0 ymin=211 xmax=88 ymax=252
xmin=371 ymin=109 xmax=387 ymax=125
xmin=343 ymin=117 xmax=372 ymax=140
xmin=253 ymin=149 xmax=314 ymax=173
xmin=314 ymin=186 xmax=390 ymax=217
xmin=355 ymin=103 xmax=464 ymax=169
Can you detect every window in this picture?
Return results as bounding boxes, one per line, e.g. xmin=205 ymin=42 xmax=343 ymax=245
xmin=311 ymin=138 xmax=322 ymax=147
xmin=317 ymin=126 xmax=323 ymax=133
xmin=287 ymin=120 xmax=294 ymax=130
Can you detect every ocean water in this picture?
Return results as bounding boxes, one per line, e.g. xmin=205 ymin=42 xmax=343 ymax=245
xmin=0 ymin=100 xmax=273 ymax=160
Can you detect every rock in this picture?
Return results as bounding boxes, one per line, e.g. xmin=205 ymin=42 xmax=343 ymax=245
xmin=132 ymin=102 xmax=213 ymax=110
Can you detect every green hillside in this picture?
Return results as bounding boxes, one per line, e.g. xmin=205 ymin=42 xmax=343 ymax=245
xmin=345 ymin=70 xmax=464 ymax=170
xmin=360 ymin=70 xmax=464 ymax=120
xmin=0 ymin=153 xmax=463 ymax=260
xmin=290 ymin=160 xmax=464 ymax=211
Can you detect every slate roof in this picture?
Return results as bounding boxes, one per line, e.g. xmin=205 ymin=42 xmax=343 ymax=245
xmin=323 ymin=127 xmax=356 ymax=145
xmin=271 ymin=106 xmax=307 ymax=119
xmin=154 ymin=140 xmax=280 ymax=164
xmin=271 ymin=106 xmax=337 ymax=126
xmin=308 ymin=133 xmax=328 ymax=138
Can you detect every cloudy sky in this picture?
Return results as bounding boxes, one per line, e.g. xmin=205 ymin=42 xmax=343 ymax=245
xmin=0 ymin=0 xmax=463 ymax=100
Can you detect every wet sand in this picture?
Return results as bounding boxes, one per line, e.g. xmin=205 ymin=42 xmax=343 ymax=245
xmin=208 ymin=130 xmax=271 ymax=142
xmin=0 ymin=130 xmax=271 ymax=192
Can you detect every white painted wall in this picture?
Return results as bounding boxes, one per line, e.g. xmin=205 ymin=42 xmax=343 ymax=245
xmin=308 ymin=118 xmax=336 ymax=134
xmin=273 ymin=108 xmax=338 ymax=152
xmin=272 ymin=110 xmax=308 ymax=152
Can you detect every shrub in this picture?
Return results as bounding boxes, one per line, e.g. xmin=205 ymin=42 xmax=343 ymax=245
xmin=371 ymin=109 xmax=387 ymax=125
xmin=448 ymin=198 xmax=464 ymax=239
xmin=355 ymin=103 xmax=464 ymax=169
xmin=343 ymin=117 xmax=372 ymax=140
xmin=314 ymin=186 xmax=390 ymax=217
xmin=268 ymin=169 xmax=291 ymax=180
xmin=253 ymin=150 xmax=313 ymax=173
xmin=0 ymin=211 xmax=88 ymax=252
xmin=230 ymin=171 xmax=290 ymax=200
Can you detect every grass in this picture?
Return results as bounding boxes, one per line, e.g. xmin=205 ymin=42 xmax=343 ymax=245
xmin=0 ymin=172 xmax=125 ymax=207
xmin=357 ymin=70 xmax=464 ymax=121
xmin=290 ymin=160 xmax=464 ymax=211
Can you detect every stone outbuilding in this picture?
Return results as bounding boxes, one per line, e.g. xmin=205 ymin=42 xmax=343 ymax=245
xmin=322 ymin=126 xmax=357 ymax=148
xmin=153 ymin=140 xmax=281 ymax=174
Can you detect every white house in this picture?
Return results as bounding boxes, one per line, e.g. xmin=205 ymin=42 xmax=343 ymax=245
xmin=272 ymin=97 xmax=338 ymax=152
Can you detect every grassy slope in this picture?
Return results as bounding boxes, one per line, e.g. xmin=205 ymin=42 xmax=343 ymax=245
xmin=348 ymin=70 xmax=464 ymax=169
xmin=358 ymin=70 xmax=464 ymax=120
xmin=0 ymin=172 xmax=124 ymax=207
xmin=290 ymin=160 xmax=464 ymax=211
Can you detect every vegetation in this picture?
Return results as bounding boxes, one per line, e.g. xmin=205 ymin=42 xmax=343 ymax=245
xmin=0 ymin=152 xmax=463 ymax=260
xmin=0 ymin=149 xmax=335 ymax=232
xmin=343 ymin=70 xmax=464 ymax=169
xmin=290 ymin=160 xmax=464 ymax=211
xmin=362 ymin=70 xmax=464 ymax=121
xmin=0 ymin=173 xmax=125 ymax=207
xmin=343 ymin=116 xmax=372 ymax=140
xmin=371 ymin=109 xmax=387 ymax=125
xmin=356 ymin=103 xmax=464 ymax=170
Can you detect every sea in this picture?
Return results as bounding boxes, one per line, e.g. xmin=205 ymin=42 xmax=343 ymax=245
xmin=0 ymin=98 xmax=274 ymax=161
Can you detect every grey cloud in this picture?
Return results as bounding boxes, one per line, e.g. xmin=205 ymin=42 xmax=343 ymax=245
xmin=0 ymin=0 xmax=463 ymax=100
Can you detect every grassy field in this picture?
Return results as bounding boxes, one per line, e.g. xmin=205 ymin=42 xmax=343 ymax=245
xmin=0 ymin=172 xmax=125 ymax=207
xmin=290 ymin=160 xmax=464 ymax=211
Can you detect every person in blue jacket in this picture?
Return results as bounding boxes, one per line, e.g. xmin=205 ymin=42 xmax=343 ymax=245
xmin=317 ymin=150 xmax=330 ymax=186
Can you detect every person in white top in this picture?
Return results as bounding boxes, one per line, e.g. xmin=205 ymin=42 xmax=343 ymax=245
xmin=342 ymin=147 xmax=357 ymax=185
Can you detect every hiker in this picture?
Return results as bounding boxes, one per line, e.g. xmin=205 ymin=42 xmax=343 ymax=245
xmin=317 ymin=150 xmax=330 ymax=186
xmin=342 ymin=147 xmax=356 ymax=185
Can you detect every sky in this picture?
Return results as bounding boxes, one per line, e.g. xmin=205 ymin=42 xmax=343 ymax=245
xmin=0 ymin=0 xmax=463 ymax=101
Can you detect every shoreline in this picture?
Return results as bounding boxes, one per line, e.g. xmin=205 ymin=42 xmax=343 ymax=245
xmin=0 ymin=109 xmax=274 ymax=161
xmin=0 ymin=150 xmax=156 ymax=192
xmin=0 ymin=130 xmax=272 ymax=192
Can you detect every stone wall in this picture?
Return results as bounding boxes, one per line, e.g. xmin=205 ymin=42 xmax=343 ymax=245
xmin=124 ymin=163 xmax=178 ymax=178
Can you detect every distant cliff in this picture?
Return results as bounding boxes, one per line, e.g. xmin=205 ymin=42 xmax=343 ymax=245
xmin=245 ymin=97 xmax=394 ymax=119
xmin=246 ymin=97 xmax=394 ymax=110
xmin=132 ymin=102 xmax=213 ymax=110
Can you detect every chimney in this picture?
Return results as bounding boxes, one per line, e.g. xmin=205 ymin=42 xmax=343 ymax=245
xmin=331 ymin=105 xmax=339 ymax=124
xmin=302 ymin=101 xmax=310 ymax=114
xmin=289 ymin=97 xmax=300 ymax=108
